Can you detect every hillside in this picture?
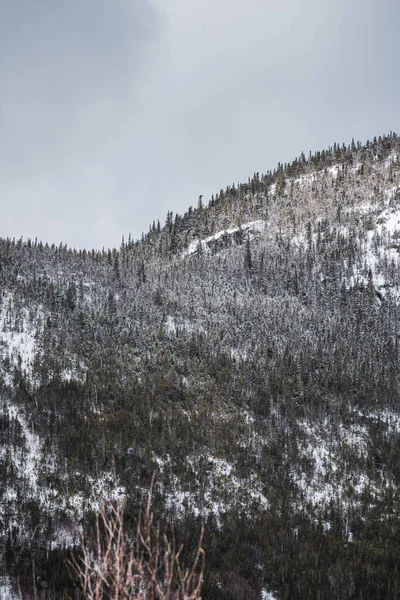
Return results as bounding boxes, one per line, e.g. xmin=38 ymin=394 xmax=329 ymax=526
xmin=1 ymin=132 xmax=400 ymax=599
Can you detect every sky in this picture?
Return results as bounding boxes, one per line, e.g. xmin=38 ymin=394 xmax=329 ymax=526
xmin=0 ymin=0 xmax=399 ymax=250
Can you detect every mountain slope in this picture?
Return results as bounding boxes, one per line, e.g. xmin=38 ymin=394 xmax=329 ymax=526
xmin=1 ymin=132 xmax=400 ymax=599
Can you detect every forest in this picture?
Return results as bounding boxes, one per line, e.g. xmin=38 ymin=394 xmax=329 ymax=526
xmin=1 ymin=132 xmax=400 ymax=598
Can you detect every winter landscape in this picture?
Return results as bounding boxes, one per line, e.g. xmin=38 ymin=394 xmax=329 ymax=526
xmin=1 ymin=133 xmax=400 ymax=598
xmin=2 ymin=1 xmax=400 ymax=598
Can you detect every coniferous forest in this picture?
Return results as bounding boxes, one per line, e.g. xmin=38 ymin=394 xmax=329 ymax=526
xmin=1 ymin=132 xmax=400 ymax=598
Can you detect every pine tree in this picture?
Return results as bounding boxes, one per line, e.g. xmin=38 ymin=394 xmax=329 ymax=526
xmin=244 ymin=235 xmax=253 ymax=273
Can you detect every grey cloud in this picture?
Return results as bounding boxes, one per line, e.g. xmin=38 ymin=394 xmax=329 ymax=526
xmin=1 ymin=0 xmax=159 ymax=248
xmin=1 ymin=0 xmax=399 ymax=249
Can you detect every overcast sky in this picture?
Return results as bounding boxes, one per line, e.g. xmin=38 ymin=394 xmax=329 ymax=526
xmin=1 ymin=0 xmax=399 ymax=249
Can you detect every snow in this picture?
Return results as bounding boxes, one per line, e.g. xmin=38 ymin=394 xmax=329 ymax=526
xmin=289 ymin=406 xmax=400 ymax=543
xmin=162 ymin=451 xmax=268 ymax=523
xmin=61 ymin=364 xmax=87 ymax=383
xmin=230 ymin=347 xmax=247 ymax=361
xmin=165 ymin=315 xmax=177 ymax=335
xmin=0 ymin=576 xmax=18 ymax=600
xmin=182 ymin=220 xmax=266 ymax=258
xmin=1 ymin=148 xmax=400 ymax=595
xmin=346 ymin=200 xmax=400 ymax=298
xmin=288 ymin=180 xmax=400 ymax=300
xmin=164 ymin=315 xmax=204 ymax=337
xmin=0 ymin=293 xmax=40 ymax=383
xmin=294 ymin=418 xmax=376 ymax=513
xmin=355 ymin=408 xmax=400 ymax=435
xmin=326 ymin=165 xmax=340 ymax=177
xmin=7 ymin=402 xmax=41 ymax=491
xmin=0 ymin=397 xmax=125 ymax=547
xmin=0 ymin=291 xmax=88 ymax=390
xmin=261 ymin=590 xmax=278 ymax=600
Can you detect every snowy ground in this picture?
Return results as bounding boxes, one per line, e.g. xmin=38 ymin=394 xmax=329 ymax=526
xmin=0 ymin=397 xmax=125 ymax=547
xmin=0 ymin=292 xmax=40 ymax=385
xmin=156 ymin=450 xmax=268 ymax=523
xmin=292 ymin=411 xmax=399 ymax=532
xmin=182 ymin=220 xmax=266 ymax=258
xmin=0 ymin=292 xmax=119 ymax=542
xmin=0 ymin=291 xmax=87 ymax=386
xmin=261 ymin=590 xmax=277 ymax=600
xmin=0 ymin=576 xmax=18 ymax=600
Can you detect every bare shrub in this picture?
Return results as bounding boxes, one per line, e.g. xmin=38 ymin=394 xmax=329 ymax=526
xmin=71 ymin=486 xmax=205 ymax=600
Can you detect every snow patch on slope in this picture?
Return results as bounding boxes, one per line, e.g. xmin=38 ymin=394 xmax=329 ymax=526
xmin=182 ymin=220 xmax=266 ymax=258
xmin=0 ymin=398 xmax=125 ymax=546
xmin=261 ymin=590 xmax=278 ymax=600
xmin=164 ymin=315 xmax=204 ymax=337
xmin=157 ymin=452 xmax=268 ymax=523
xmin=0 ymin=293 xmax=40 ymax=384
xmin=293 ymin=413 xmax=397 ymax=519
xmin=0 ymin=576 xmax=18 ymax=600
xmin=0 ymin=291 xmax=87 ymax=386
xmin=345 ymin=199 xmax=400 ymax=298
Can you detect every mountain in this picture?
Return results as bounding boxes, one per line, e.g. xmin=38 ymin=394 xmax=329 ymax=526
xmin=1 ymin=132 xmax=400 ymax=599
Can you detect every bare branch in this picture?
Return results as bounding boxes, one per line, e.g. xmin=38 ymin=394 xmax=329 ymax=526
xmin=70 ymin=481 xmax=204 ymax=600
